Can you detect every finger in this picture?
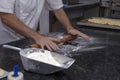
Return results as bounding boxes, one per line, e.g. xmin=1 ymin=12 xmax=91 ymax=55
xmin=78 ymin=33 xmax=90 ymax=40
xmin=45 ymin=39 xmax=53 ymax=50
xmin=47 ymin=41 xmax=59 ymax=50
xmin=39 ymin=43 xmax=44 ymax=50
xmin=45 ymin=43 xmax=52 ymax=51
xmin=49 ymin=37 xmax=61 ymax=44
xmin=45 ymin=41 xmax=58 ymax=51
xmin=49 ymin=37 xmax=61 ymax=43
xmin=45 ymin=37 xmax=59 ymax=51
xmin=68 ymin=29 xmax=90 ymax=40
xmin=50 ymin=40 xmax=59 ymax=49
xmin=69 ymin=32 xmax=76 ymax=35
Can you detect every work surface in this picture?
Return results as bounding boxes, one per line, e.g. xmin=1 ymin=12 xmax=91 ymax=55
xmin=0 ymin=26 xmax=120 ymax=80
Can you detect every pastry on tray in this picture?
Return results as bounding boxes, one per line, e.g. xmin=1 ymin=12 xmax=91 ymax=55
xmin=87 ymin=18 xmax=120 ymax=26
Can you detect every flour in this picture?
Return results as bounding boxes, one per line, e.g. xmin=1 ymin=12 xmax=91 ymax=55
xmin=27 ymin=50 xmax=62 ymax=67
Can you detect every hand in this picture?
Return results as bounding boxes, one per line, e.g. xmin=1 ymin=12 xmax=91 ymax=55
xmin=67 ymin=28 xmax=90 ymax=40
xmin=34 ymin=35 xmax=60 ymax=51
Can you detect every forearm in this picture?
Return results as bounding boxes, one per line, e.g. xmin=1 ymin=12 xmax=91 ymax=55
xmin=0 ymin=13 xmax=59 ymax=51
xmin=53 ymin=8 xmax=73 ymax=31
xmin=53 ymin=9 xmax=89 ymax=40
xmin=0 ymin=13 xmax=40 ymax=40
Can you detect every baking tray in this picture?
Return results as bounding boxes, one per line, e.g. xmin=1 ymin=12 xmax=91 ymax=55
xmin=77 ymin=17 xmax=120 ymax=30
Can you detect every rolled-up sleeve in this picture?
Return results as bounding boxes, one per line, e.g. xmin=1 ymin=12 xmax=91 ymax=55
xmin=0 ymin=0 xmax=15 ymax=14
xmin=46 ymin=0 xmax=63 ymax=10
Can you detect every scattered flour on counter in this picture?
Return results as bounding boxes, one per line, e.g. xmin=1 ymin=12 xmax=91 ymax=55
xmin=27 ymin=50 xmax=62 ymax=67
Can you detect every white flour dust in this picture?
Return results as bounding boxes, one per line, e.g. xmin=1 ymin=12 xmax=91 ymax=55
xmin=27 ymin=50 xmax=62 ymax=67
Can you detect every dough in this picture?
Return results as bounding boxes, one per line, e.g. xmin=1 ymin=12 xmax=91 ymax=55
xmin=88 ymin=18 xmax=120 ymax=26
xmin=27 ymin=50 xmax=61 ymax=67
xmin=0 ymin=69 xmax=5 ymax=77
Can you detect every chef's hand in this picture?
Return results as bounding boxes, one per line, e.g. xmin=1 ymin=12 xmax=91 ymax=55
xmin=34 ymin=35 xmax=60 ymax=51
xmin=67 ymin=28 xmax=90 ymax=40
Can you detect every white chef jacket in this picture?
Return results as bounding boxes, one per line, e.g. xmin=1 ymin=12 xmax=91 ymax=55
xmin=0 ymin=0 xmax=63 ymax=44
